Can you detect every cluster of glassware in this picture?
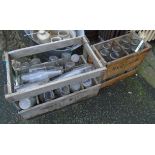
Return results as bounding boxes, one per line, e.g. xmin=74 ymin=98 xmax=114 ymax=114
xmin=118 ymin=34 xmax=145 ymax=53
xmin=99 ymin=34 xmax=145 ymax=62
xmin=33 ymin=30 xmax=72 ymax=44
xmin=100 ymin=41 xmax=122 ymax=61
xmin=12 ymin=52 xmax=93 ymax=110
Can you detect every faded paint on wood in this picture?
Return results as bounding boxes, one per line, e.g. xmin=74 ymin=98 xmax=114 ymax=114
xmin=9 ymin=37 xmax=83 ymax=59
xmin=101 ymin=69 xmax=136 ymax=88
xmin=19 ymin=84 xmax=100 ymax=119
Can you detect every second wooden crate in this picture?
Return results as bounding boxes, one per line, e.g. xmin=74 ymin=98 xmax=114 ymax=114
xmin=92 ymin=32 xmax=152 ymax=80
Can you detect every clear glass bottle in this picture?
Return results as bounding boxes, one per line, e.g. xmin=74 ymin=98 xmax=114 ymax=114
xmin=21 ymin=69 xmax=63 ymax=83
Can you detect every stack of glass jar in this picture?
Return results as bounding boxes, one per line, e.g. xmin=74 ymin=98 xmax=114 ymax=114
xmin=99 ymin=33 xmax=145 ymax=62
xmin=118 ymin=34 xmax=145 ymax=53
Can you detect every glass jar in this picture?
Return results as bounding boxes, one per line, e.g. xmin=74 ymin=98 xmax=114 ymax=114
xmin=49 ymin=56 xmax=59 ymax=66
xmin=65 ymin=61 xmax=75 ymax=72
xmin=19 ymin=97 xmax=36 ymax=110
xmin=110 ymin=51 xmax=120 ymax=60
xmin=71 ymin=54 xmax=80 ymax=63
xmin=61 ymin=52 xmax=71 ymax=62
xmin=82 ymin=79 xmax=93 ymax=88
xmin=70 ymin=83 xmax=81 ymax=92
xmin=30 ymin=58 xmax=41 ymax=66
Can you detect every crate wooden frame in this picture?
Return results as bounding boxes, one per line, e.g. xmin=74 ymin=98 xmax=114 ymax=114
xmin=4 ymin=36 xmax=106 ymax=119
xmin=92 ymin=32 xmax=152 ymax=81
xmin=101 ymin=69 xmax=137 ymax=89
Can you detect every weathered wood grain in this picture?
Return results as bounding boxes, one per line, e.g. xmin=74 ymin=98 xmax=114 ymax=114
xmin=101 ymin=69 xmax=136 ymax=88
xmin=19 ymin=84 xmax=100 ymax=119
xmin=9 ymin=37 xmax=83 ymax=59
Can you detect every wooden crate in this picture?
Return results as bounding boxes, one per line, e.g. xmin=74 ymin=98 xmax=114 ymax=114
xmin=4 ymin=36 xmax=106 ymax=119
xmin=92 ymin=32 xmax=152 ymax=80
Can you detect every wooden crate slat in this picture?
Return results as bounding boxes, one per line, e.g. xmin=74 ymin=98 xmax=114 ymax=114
xmin=19 ymin=84 xmax=100 ymax=119
xmin=5 ymin=68 xmax=104 ymax=102
xmin=83 ymin=37 xmax=104 ymax=68
xmin=9 ymin=36 xmax=83 ymax=59
xmin=101 ymin=69 xmax=136 ymax=88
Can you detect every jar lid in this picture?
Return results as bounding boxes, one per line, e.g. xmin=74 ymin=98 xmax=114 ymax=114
xmin=19 ymin=98 xmax=32 ymax=110
xmin=110 ymin=52 xmax=120 ymax=60
xmin=71 ymin=54 xmax=80 ymax=63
